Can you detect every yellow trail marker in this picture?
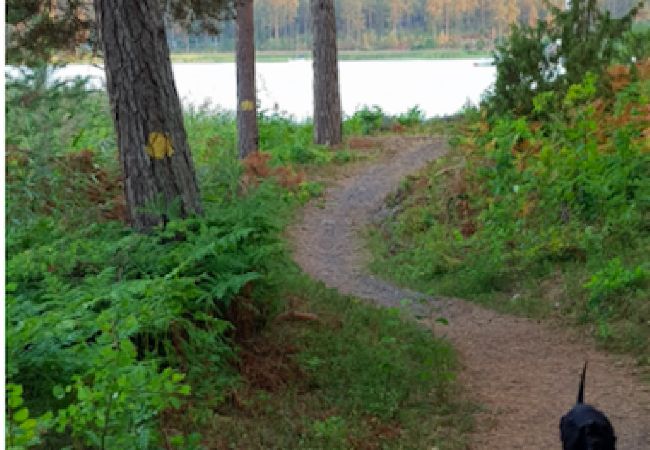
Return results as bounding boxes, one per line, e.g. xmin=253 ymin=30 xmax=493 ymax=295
xmin=145 ymin=132 xmax=174 ymax=159
xmin=240 ymin=100 xmax=255 ymax=111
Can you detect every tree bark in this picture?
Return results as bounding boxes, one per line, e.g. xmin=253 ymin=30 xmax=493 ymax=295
xmin=311 ymin=0 xmax=342 ymax=146
xmin=236 ymin=0 xmax=259 ymax=159
xmin=94 ymin=0 xmax=202 ymax=230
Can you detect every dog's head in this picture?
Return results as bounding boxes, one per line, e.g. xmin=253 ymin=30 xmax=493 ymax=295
xmin=559 ymin=363 xmax=616 ymax=450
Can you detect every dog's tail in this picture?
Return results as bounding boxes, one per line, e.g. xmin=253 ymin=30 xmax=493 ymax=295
xmin=577 ymin=361 xmax=587 ymax=404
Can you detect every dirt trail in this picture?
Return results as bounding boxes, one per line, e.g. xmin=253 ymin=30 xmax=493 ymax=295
xmin=289 ymin=136 xmax=650 ymax=449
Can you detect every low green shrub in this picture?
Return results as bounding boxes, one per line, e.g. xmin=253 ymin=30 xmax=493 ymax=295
xmin=397 ymin=106 xmax=427 ymax=127
xmin=345 ymin=105 xmax=429 ymax=136
xmin=346 ymin=105 xmax=387 ymax=135
xmin=584 ymin=259 xmax=648 ymax=339
xmin=5 ymin=67 xmax=116 ymax=228
xmin=6 ymin=181 xmax=289 ymax=447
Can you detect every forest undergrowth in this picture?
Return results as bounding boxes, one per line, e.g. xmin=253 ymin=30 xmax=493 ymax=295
xmin=5 ymin=69 xmax=469 ymax=449
xmin=370 ymin=56 xmax=650 ymax=369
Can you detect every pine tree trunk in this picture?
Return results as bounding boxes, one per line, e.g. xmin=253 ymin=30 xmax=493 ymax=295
xmin=94 ymin=0 xmax=202 ymax=230
xmin=236 ymin=0 xmax=259 ymax=159
xmin=311 ymin=0 xmax=342 ymax=146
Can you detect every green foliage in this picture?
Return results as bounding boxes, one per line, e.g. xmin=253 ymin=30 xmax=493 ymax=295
xmin=185 ymin=105 xmax=354 ymax=171
xmin=311 ymin=416 xmax=348 ymax=449
xmin=5 ymin=384 xmax=53 ymax=450
xmin=53 ymin=345 xmax=188 ymax=449
xmin=586 ymin=259 xmax=648 ymax=305
xmin=474 ymin=73 xmax=648 ymax=271
xmin=489 ymin=21 xmax=553 ymax=116
xmin=397 ymin=106 xmax=427 ymax=127
xmin=616 ymin=25 xmax=650 ymax=63
xmin=285 ymin=181 xmax=326 ymax=204
xmin=345 ymin=105 xmax=428 ymax=136
xmin=258 ymin=114 xmax=330 ymax=165
xmin=372 ymin=71 xmax=650 ymax=360
xmin=554 ymin=0 xmax=641 ymax=82
xmin=300 ymin=301 xmax=456 ymax=420
xmin=6 ymin=0 xmax=92 ymax=65
xmin=6 ymin=183 xmax=287 ymax=446
xmin=487 ymin=0 xmax=643 ymax=115
xmin=346 ymin=105 xmax=388 ymax=135
xmin=584 ymin=259 xmax=648 ymax=338
xmin=5 ymin=67 xmax=116 ymax=227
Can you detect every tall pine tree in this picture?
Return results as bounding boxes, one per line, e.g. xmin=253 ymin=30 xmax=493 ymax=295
xmin=94 ymin=0 xmax=203 ymax=229
xmin=311 ymin=0 xmax=342 ymax=146
xmin=236 ymin=0 xmax=259 ymax=159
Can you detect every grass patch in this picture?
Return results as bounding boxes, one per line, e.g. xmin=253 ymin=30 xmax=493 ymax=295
xmin=171 ymin=269 xmax=473 ymax=449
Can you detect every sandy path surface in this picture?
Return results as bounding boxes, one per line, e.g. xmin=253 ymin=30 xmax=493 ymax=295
xmin=289 ymin=136 xmax=650 ymax=449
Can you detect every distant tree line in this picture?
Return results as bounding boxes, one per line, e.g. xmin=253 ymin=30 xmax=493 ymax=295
xmin=166 ymin=0 xmax=648 ymax=52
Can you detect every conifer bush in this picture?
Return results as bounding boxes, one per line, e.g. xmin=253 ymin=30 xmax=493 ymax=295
xmin=487 ymin=0 xmax=643 ymax=116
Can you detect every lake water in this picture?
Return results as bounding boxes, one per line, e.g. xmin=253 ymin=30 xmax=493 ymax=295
xmin=52 ymin=59 xmax=496 ymax=119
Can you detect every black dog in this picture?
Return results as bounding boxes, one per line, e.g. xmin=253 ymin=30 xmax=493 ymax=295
xmin=560 ymin=362 xmax=616 ymax=450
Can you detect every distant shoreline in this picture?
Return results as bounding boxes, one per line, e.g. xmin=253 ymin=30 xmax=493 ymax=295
xmin=58 ymin=49 xmax=492 ymax=65
xmin=171 ymin=49 xmax=492 ymax=63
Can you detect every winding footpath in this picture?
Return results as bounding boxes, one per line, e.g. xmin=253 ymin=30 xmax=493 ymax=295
xmin=289 ymin=136 xmax=650 ymax=449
